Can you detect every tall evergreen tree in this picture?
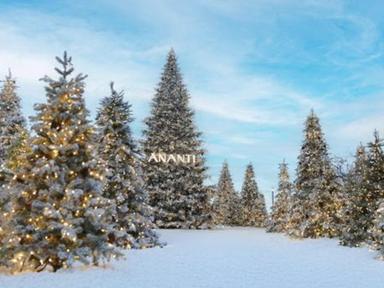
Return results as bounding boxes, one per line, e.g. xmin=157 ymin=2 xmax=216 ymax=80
xmin=287 ymin=110 xmax=342 ymax=238
xmin=214 ymin=161 xmax=238 ymax=225
xmin=0 ymin=71 xmax=26 ymax=168
xmin=96 ymin=82 xmax=159 ymax=249
xmin=0 ymin=53 xmax=120 ymax=272
xmin=240 ymin=164 xmax=267 ymax=227
xmin=340 ymin=145 xmax=370 ymax=246
xmin=267 ymin=160 xmax=292 ymax=233
xmin=142 ymin=49 xmax=210 ymax=229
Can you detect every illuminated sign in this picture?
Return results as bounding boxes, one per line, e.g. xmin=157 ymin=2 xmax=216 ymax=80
xmin=147 ymin=153 xmax=197 ymax=164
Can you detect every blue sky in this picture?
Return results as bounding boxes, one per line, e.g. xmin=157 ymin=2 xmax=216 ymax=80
xmin=1 ymin=0 xmax=384 ymax=206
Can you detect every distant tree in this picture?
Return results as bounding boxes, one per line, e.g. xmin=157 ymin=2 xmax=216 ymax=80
xmin=240 ymin=164 xmax=267 ymax=227
xmin=362 ymin=132 xmax=384 ymax=249
xmin=0 ymin=71 xmax=26 ymax=168
xmin=142 ymin=49 xmax=210 ymax=228
xmin=214 ymin=161 xmax=239 ymax=225
xmin=96 ymin=82 xmax=159 ymax=249
xmin=267 ymin=160 xmax=292 ymax=233
xmin=340 ymin=145 xmax=370 ymax=246
xmin=0 ymin=72 xmax=30 ymax=248
xmin=287 ymin=110 xmax=342 ymax=238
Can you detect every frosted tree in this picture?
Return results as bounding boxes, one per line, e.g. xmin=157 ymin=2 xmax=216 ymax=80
xmin=363 ymin=132 xmax=384 ymax=249
xmin=240 ymin=164 xmax=267 ymax=227
xmin=287 ymin=110 xmax=342 ymax=238
xmin=0 ymin=71 xmax=26 ymax=168
xmin=267 ymin=160 xmax=292 ymax=233
xmin=0 ymin=53 xmax=120 ymax=273
xmin=0 ymin=72 xmax=28 ymax=186
xmin=96 ymin=82 xmax=159 ymax=249
xmin=214 ymin=161 xmax=238 ymax=225
xmin=0 ymin=72 xmax=29 ymax=246
xmin=142 ymin=49 xmax=210 ymax=229
xmin=340 ymin=145 xmax=370 ymax=246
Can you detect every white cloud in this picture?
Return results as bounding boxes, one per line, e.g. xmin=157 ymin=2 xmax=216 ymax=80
xmin=0 ymin=9 xmax=167 ymax=118
xmin=2 ymin=0 xmax=384 ymax=200
xmin=191 ymin=75 xmax=320 ymax=126
xmin=335 ymin=115 xmax=384 ymax=144
xmin=0 ymin=4 xmax=322 ymax=129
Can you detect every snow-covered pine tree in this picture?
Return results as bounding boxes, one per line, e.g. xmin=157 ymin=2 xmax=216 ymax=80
xmin=0 ymin=71 xmax=26 ymax=168
xmin=364 ymin=132 xmax=384 ymax=249
xmin=214 ymin=161 xmax=238 ymax=225
xmin=142 ymin=49 xmax=210 ymax=229
xmin=267 ymin=160 xmax=292 ymax=233
xmin=340 ymin=145 xmax=370 ymax=246
xmin=96 ymin=82 xmax=159 ymax=249
xmin=0 ymin=72 xmax=29 ymax=247
xmin=287 ymin=110 xmax=342 ymax=238
xmin=240 ymin=164 xmax=267 ymax=227
xmin=0 ymin=53 xmax=120 ymax=273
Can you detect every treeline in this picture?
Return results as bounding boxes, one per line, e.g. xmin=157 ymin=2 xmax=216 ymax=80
xmin=211 ymin=162 xmax=267 ymax=227
xmin=214 ymin=109 xmax=384 ymax=260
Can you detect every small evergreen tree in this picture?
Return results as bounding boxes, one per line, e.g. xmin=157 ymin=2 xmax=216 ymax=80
xmin=340 ymin=145 xmax=370 ymax=246
xmin=0 ymin=53 xmax=120 ymax=272
xmin=267 ymin=160 xmax=292 ymax=233
xmin=287 ymin=110 xmax=342 ymax=238
xmin=96 ymin=82 xmax=159 ymax=249
xmin=240 ymin=164 xmax=267 ymax=227
xmin=142 ymin=49 xmax=210 ymax=229
xmin=214 ymin=161 xmax=238 ymax=225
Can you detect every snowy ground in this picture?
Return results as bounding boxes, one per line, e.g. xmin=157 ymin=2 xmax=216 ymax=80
xmin=1 ymin=228 xmax=384 ymax=288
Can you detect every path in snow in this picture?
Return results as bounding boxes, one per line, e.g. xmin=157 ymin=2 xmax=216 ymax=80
xmin=1 ymin=228 xmax=384 ymax=288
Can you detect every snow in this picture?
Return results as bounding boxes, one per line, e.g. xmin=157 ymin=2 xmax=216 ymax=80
xmin=1 ymin=228 xmax=384 ymax=288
